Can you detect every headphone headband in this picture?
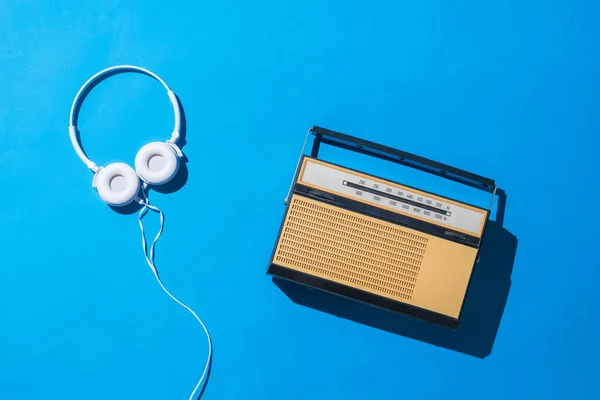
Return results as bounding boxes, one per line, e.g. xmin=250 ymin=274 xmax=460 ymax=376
xmin=68 ymin=65 xmax=181 ymax=172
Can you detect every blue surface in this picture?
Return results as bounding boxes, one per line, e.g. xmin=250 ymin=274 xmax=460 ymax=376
xmin=1 ymin=1 xmax=599 ymax=399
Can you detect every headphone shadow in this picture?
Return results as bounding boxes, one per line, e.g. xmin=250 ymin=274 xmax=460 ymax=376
xmin=272 ymin=189 xmax=518 ymax=359
xmin=110 ymin=94 xmax=189 ymax=215
xmin=195 ymin=349 xmax=213 ymax=400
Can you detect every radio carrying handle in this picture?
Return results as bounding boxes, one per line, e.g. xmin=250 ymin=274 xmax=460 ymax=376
xmin=284 ymin=126 xmax=497 ymax=212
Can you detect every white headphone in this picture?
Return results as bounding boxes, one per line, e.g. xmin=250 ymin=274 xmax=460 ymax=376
xmin=68 ymin=66 xmax=212 ymax=400
xmin=69 ymin=65 xmax=184 ymax=206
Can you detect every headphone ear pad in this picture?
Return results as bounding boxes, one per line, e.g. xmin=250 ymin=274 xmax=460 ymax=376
xmin=135 ymin=142 xmax=180 ymax=185
xmin=95 ymin=163 xmax=141 ymax=207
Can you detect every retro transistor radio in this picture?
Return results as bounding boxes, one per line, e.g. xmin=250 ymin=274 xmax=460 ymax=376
xmin=267 ymin=126 xmax=497 ymax=329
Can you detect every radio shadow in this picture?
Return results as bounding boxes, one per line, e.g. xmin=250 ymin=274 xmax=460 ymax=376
xmin=273 ymin=189 xmax=517 ymax=359
xmin=110 ymin=94 xmax=189 ymax=215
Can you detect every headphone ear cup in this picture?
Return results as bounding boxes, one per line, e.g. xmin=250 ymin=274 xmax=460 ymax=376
xmin=134 ymin=142 xmax=180 ymax=185
xmin=94 ymin=163 xmax=141 ymax=206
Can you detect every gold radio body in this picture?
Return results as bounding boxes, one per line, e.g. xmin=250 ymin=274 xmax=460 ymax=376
xmin=268 ymin=127 xmax=495 ymax=329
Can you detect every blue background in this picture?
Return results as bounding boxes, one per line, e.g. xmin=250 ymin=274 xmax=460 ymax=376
xmin=1 ymin=1 xmax=599 ymax=399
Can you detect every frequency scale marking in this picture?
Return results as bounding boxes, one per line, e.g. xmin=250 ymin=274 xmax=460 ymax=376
xmin=299 ymin=159 xmax=485 ymax=235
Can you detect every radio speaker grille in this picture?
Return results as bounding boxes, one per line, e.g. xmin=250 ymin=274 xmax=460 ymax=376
xmin=274 ymin=197 xmax=428 ymax=301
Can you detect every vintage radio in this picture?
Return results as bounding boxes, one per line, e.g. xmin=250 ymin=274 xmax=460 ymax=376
xmin=267 ymin=126 xmax=496 ymax=329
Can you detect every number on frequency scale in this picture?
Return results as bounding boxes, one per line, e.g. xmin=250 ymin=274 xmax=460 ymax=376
xmin=359 ymin=179 xmax=366 ymax=185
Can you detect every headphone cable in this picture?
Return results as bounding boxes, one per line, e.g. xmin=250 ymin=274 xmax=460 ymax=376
xmin=137 ymin=196 xmax=213 ymax=400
